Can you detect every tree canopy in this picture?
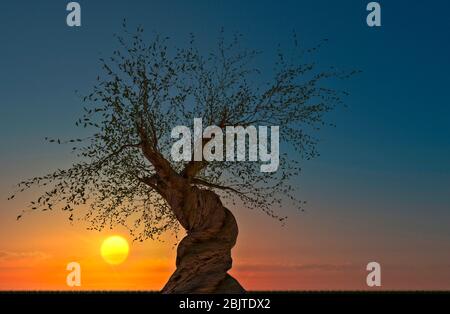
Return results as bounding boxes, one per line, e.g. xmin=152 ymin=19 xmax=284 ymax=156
xmin=11 ymin=25 xmax=355 ymax=241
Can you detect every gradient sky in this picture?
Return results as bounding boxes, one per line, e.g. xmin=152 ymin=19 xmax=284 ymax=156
xmin=1 ymin=0 xmax=450 ymax=290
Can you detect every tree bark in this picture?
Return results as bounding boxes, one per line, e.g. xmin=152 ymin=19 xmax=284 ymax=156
xmin=161 ymin=186 xmax=245 ymax=294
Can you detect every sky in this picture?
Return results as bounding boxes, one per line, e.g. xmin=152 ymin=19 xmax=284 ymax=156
xmin=1 ymin=0 xmax=450 ymax=290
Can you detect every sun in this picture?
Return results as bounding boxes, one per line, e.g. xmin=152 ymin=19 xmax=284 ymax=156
xmin=100 ymin=235 xmax=129 ymax=265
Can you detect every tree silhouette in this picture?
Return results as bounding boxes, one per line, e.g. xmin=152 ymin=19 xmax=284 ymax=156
xmin=11 ymin=25 xmax=354 ymax=293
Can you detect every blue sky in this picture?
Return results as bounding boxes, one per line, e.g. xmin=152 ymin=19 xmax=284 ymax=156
xmin=2 ymin=0 xmax=449 ymax=210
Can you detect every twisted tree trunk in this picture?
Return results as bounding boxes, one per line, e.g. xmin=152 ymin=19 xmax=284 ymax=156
xmin=161 ymin=186 xmax=245 ymax=293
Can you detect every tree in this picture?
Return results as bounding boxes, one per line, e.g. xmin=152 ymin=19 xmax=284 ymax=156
xmin=11 ymin=25 xmax=354 ymax=293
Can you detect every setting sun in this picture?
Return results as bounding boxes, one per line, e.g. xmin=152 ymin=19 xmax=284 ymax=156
xmin=100 ymin=236 xmax=129 ymax=265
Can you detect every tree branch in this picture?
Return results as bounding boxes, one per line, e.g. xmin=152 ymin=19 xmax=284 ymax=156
xmin=191 ymin=178 xmax=244 ymax=195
